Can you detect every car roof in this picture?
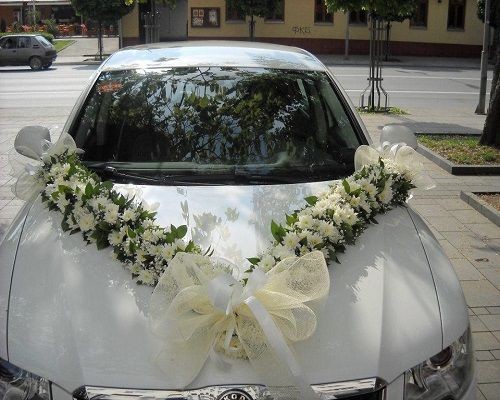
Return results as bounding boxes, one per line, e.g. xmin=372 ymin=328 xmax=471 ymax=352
xmin=102 ymin=41 xmax=327 ymax=72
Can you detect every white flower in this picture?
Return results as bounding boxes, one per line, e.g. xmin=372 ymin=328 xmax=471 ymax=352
xmin=78 ymin=212 xmax=95 ymax=232
xmin=296 ymin=214 xmax=314 ymax=230
xmin=306 ymin=232 xmax=323 ymax=247
xmin=104 ymin=203 xmax=120 ymax=224
xmin=56 ymin=195 xmax=69 ymax=212
xmin=161 ymin=244 xmax=176 ymax=260
xmin=317 ymin=220 xmax=337 ymax=238
xmin=272 ymin=244 xmax=295 ymax=260
xmin=258 ymin=254 xmax=276 ymax=271
xmin=138 ymin=269 xmax=155 ymax=285
xmin=122 ymin=208 xmax=137 ymax=222
xmin=108 ymin=230 xmax=124 ymax=246
xmin=142 ymin=218 xmax=154 ymax=229
xmin=379 ymin=180 xmax=394 ymax=204
xmin=174 ymin=239 xmax=186 ymax=251
xmin=142 ymin=229 xmax=155 ymax=243
xmin=283 ymin=231 xmax=300 ymax=249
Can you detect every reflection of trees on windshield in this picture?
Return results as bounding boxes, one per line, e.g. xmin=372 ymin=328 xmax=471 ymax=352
xmin=75 ymin=67 xmax=354 ymax=168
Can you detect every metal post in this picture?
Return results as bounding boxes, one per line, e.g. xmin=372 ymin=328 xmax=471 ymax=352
xmin=344 ymin=11 xmax=349 ymax=60
xmin=476 ymin=0 xmax=491 ymax=114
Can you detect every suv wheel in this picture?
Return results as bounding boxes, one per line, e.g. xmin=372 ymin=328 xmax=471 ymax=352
xmin=29 ymin=56 xmax=43 ymax=71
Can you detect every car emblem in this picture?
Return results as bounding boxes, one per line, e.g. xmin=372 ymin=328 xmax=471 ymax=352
xmin=216 ymin=389 xmax=253 ymax=400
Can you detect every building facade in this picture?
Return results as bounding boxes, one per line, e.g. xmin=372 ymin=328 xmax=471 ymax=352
xmin=122 ymin=0 xmax=484 ymax=57
xmin=0 ymin=0 xmax=76 ymax=27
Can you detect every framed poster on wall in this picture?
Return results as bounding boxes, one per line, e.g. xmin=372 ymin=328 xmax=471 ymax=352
xmin=191 ymin=7 xmax=220 ymax=27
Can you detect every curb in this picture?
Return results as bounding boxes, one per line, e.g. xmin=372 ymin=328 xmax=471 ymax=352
xmin=54 ymin=60 xmax=103 ymax=66
xmin=460 ymin=191 xmax=500 ymax=227
xmin=416 ymin=144 xmax=500 ymax=175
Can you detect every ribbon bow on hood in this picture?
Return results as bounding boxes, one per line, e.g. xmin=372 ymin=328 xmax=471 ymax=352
xmin=10 ymin=132 xmax=80 ymax=201
xmin=149 ymin=251 xmax=330 ymax=400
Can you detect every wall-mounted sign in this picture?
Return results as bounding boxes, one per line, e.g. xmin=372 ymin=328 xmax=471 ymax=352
xmin=191 ymin=8 xmax=220 ymax=28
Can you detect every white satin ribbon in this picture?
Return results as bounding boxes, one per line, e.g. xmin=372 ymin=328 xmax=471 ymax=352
xmin=354 ymin=142 xmax=435 ymax=190
xmin=9 ymin=132 xmax=80 ymax=201
xmin=149 ymin=251 xmax=330 ymax=400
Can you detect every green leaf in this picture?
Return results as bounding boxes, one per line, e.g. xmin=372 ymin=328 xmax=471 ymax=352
xmin=285 ymin=213 xmax=298 ymax=226
xmin=185 ymin=241 xmax=195 ymax=253
xmin=84 ymin=182 xmax=93 ymax=197
xmin=61 ymin=219 xmax=70 ymax=232
xmin=342 ymin=179 xmax=351 ymax=194
xmin=127 ymin=227 xmax=136 ymax=238
xmin=247 ymin=257 xmax=260 ymax=265
xmin=270 ymin=220 xmax=286 ymax=242
xmin=102 ymin=181 xmax=113 ymax=190
xmin=176 ymin=225 xmax=188 ymax=239
xmin=304 ymin=195 xmax=318 ymax=206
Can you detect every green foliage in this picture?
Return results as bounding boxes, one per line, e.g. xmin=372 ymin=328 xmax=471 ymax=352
xmin=324 ymin=0 xmax=417 ymax=21
xmin=42 ymin=19 xmax=59 ymax=36
xmin=477 ymin=0 xmax=500 ymax=28
xmin=71 ymin=0 xmax=134 ymax=22
xmin=226 ymin=0 xmax=281 ymax=19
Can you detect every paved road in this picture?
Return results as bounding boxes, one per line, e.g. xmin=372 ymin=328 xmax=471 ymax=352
xmin=331 ymin=65 xmax=492 ymax=116
xmin=0 ymin=63 xmax=490 ymax=135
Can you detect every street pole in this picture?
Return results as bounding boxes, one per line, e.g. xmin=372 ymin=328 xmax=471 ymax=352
xmin=475 ymin=0 xmax=491 ymax=114
xmin=344 ymin=11 xmax=349 ymax=60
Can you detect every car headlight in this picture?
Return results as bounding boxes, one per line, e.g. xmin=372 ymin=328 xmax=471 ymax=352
xmin=404 ymin=327 xmax=474 ymax=400
xmin=0 ymin=358 xmax=50 ymax=400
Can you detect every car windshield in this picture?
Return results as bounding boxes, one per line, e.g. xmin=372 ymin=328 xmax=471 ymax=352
xmin=69 ymin=67 xmax=364 ymax=185
xmin=36 ymin=36 xmax=52 ymax=47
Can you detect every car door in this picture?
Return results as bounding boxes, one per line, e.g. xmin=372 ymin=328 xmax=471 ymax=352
xmin=0 ymin=37 xmax=18 ymax=66
xmin=16 ymin=36 xmax=32 ymax=64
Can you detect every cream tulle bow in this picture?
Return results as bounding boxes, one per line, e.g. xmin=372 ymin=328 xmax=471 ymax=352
xmin=10 ymin=133 xmax=79 ymax=201
xmin=149 ymin=251 xmax=330 ymax=400
xmin=354 ymin=142 xmax=435 ymax=190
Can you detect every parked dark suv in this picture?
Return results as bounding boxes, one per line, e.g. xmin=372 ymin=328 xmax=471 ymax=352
xmin=0 ymin=34 xmax=57 ymax=70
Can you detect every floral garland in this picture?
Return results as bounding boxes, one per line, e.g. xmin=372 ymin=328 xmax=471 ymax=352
xmin=24 ymin=143 xmax=416 ymax=286
xmin=13 ymin=134 xmax=423 ymax=399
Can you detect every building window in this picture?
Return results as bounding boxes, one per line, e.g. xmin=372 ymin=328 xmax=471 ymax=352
xmin=410 ymin=0 xmax=428 ymax=27
xmin=265 ymin=0 xmax=284 ymax=21
xmin=191 ymin=8 xmax=221 ymax=28
xmin=448 ymin=0 xmax=465 ymax=29
xmin=315 ymin=0 xmax=333 ymax=23
xmin=226 ymin=2 xmax=244 ymax=21
xmin=349 ymin=10 xmax=367 ymax=25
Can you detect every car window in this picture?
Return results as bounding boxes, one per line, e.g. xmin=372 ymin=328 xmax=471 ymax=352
xmin=1 ymin=37 xmax=17 ymax=49
xmin=36 ymin=36 xmax=52 ymax=47
xmin=17 ymin=37 xmax=31 ymax=48
xmin=70 ymin=67 xmax=364 ymax=184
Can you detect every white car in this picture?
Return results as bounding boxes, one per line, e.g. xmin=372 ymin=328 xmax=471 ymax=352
xmin=0 ymin=42 xmax=474 ymax=400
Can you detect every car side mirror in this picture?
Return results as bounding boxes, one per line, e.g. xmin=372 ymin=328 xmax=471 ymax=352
xmin=14 ymin=126 xmax=51 ymax=160
xmin=380 ymin=125 xmax=418 ymax=149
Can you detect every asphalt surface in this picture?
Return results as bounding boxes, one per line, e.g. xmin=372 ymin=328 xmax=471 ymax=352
xmin=0 ymin=64 xmax=491 ymax=137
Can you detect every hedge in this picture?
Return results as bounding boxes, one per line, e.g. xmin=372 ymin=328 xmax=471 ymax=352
xmin=0 ymin=32 xmax=54 ymax=43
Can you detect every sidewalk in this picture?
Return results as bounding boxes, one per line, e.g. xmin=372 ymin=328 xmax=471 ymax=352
xmin=54 ymin=36 xmax=119 ymax=65
xmin=366 ymin=119 xmax=500 ymax=400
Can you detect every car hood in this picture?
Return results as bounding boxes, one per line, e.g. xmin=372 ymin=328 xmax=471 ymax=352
xmin=8 ymin=182 xmax=444 ymax=392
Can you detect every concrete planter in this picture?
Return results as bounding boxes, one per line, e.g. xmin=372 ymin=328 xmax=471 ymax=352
xmin=460 ymin=191 xmax=500 ymax=227
xmin=417 ymin=143 xmax=500 ymax=175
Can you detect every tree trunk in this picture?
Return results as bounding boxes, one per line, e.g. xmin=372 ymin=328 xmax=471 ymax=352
xmin=384 ymin=22 xmax=391 ymax=61
xmin=480 ymin=53 xmax=500 ymax=147
xmin=98 ymin=20 xmax=103 ymax=61
xmin=249 ymin=14 xmax=255 ymax=41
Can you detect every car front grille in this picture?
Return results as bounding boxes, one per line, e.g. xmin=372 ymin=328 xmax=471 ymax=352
xmin=73 ymin=378 xmax=386 ymax=400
